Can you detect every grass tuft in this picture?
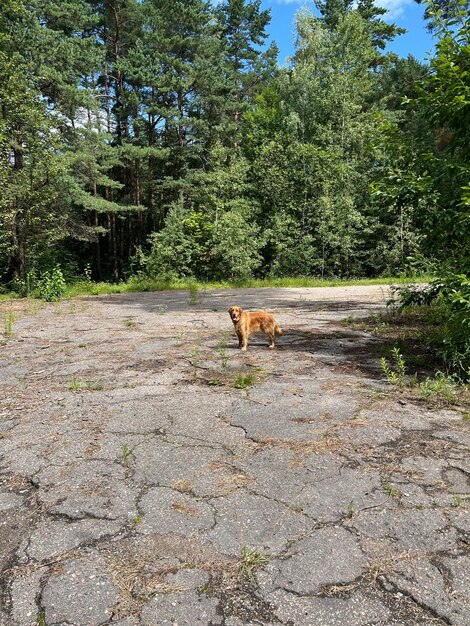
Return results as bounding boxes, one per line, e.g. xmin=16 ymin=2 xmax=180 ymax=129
xmin=238 ymin=546 xmax=269 ymax=579
xmin=234 ymin=372 xmax=257 ymax=389
xmin=4 ymin=310 xmax=14 ymax=337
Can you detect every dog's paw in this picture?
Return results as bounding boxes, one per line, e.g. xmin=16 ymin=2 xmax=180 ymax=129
xmin=241 ymin=346 xmax=247 ymax=352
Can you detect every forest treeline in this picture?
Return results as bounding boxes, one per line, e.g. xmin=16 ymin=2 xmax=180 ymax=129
xmin=0 ymin=0 xmax=469 ymax=286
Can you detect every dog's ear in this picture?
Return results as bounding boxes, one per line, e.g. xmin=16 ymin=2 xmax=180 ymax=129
xmin=228 ymin=307 xmax=233 ymax=313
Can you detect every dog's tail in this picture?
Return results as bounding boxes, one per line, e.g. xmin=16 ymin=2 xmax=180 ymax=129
xmin=275 ymin=324 xmax=283 ymax=336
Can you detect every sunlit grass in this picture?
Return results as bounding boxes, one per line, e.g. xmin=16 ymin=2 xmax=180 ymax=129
xmin=1 ymin=274 xmax=432 ymax=301
xmin=61 ymin=274 xmax=431 ymax=298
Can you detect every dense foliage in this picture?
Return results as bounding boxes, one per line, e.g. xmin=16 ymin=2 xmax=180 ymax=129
xmin=390 ymin=3 xmax=470 ymax=380
xmin=0 ymin=0 xmax=468 ymax=294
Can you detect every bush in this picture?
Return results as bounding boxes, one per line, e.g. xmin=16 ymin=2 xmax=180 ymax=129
xmin=36 ymin=266 xmax=66 ymax=301
xmin=391 ymin=274 xmax=470 ymax=381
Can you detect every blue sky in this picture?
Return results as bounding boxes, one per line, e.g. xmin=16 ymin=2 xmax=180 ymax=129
xmin=254 ymin=0 xmax=436 ymax=65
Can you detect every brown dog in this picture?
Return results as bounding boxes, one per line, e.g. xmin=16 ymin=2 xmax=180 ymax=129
xmin=228 ymin=306 xmax=283 ymax=351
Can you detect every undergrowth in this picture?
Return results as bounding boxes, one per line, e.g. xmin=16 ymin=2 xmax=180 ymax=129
xmin=363 ymin=278 xmax=470 ymax=406
xmin=387 ymin=276 xmax=470 ymax=382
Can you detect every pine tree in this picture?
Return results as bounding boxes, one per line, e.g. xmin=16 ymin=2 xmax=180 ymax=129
xmin=216 ymin=0 xmax=278 ymax=147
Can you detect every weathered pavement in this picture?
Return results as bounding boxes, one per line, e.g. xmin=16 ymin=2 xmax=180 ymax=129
xmin=0 ymin=285 xmax=469 ymax=626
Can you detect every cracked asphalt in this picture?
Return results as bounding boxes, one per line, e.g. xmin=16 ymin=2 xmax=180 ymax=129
xmin=0 ymin=285 xmax=469 ymax=626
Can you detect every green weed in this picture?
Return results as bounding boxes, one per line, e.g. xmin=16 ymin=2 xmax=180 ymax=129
xmin=36 ymin=610 xmax=46 ymax=626
xmin=238 ymin=546 xmax=269 ymax=579
xmin=346 ymin=500 xmax=356 ymax=518
xmin=121 ymin=443 xmax=135 ymax=468
xmin=36 ymin=266 xmax=66 ymax=302
xmin=381 ymin=478 xmax=401 ymax=498
xmin=381 ymin=347 xmax=407 ymax=387
xmin=217 ymin=332 xmax=230 ymax=369
xmin=234 ymin=372 xmax=257 ymax=389
xmin=419 ymin=372 xmax=457 ymax=405
xmin=123 ymin=317 xmax=136 ymax=328
xmin=191 ymin=346 xmax=200 ymax=377
xmin=69 ymin=379 xmax=103 ymax=392
xmin=69 ymin=378 xmax=82 ymax=392
xmin=4 ymin=310 xmax=14 ymax=337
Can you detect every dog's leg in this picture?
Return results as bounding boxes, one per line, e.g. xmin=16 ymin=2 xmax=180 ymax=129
xmin=241 ymin=331 xmax=248 ymax=351
xmin=236 ymin=330 xmax=243 ymax=348
xmin=268 ymin=332 xmax=275 ymax=349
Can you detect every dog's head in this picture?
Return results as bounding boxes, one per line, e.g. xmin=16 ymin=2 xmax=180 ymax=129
xmin=228 ymin=306 xmax=242 ymax=323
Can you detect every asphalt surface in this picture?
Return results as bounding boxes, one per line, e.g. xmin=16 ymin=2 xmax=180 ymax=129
xmin=0 ymin=285 xmax=469 ymax=625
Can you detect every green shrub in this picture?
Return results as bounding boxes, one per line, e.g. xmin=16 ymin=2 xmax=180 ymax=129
xmin=419 ymin=372 xmax=457 ymax=405
xmin=390 ymin=275 xmax=470 ymax=381
xmin=36 ymin=266 xmax=66 ymax=301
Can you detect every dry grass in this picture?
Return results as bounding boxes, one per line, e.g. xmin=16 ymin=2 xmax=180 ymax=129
xmin=171 ymin=500 xmax=201 ymax=517
xmin=217 ymin=473 xmax=252 ymax=492
xmin=208 ymin=462 xmax=253 ymax=493
xmin=254 ymin=434 xmax=343 ymax=455
xmin=102 ymin=536 xmax=235 ymax=618
xmin=106 ymin=553 xmax=180 ymax=618
xmin=367 ymin=549 xmax=422 ymax=583
xmin=171 ymin=479 xmax=194 ymax=494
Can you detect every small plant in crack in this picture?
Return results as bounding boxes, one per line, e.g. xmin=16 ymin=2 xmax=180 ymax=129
xmin=4 ymin=310 xmax=14 ymax=337
xmin=419 ymin=372 xmax=457 ymax=405
xmin=208 ymin=378 xmax=223 ymax=386
xmin=123 ymin=316 xmax=136 ymax=328
xmin=201 ymin=582 xmax=215 ymax=596
xmin=69 ymin=378 xmax=82 ymax=392
xmin=381 ymin=477 xmax=401 ymax=499
xmin=346 ymin=500 xmax=356 ymax=518
xmin=381 ymin=347 xmax=407 ymax=387
xmin=36 ymin=610 xmax=46 ymax=626
xmin=217 ymin=332 xmax=230 ymax=370
xmin=234 ymin=372 xmax=257 ymax=389
xmin=121 ymin=443 xmax=135 ymax=469
xmin=219 ymin=347 xmax=229 ymax=370
xmin=190 ymin=346 xmax=200 ymax=377
xmin=452 ymin=495 xmax=467 ymax=508
xmin=238 ymin=545 xmax=269 ymax=579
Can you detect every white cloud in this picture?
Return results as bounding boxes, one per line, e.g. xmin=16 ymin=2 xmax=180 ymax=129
xmin=375 ymin=0 xmax=414 ymax=20
xmin=211 ymin=0 xmax=411 ymax=22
